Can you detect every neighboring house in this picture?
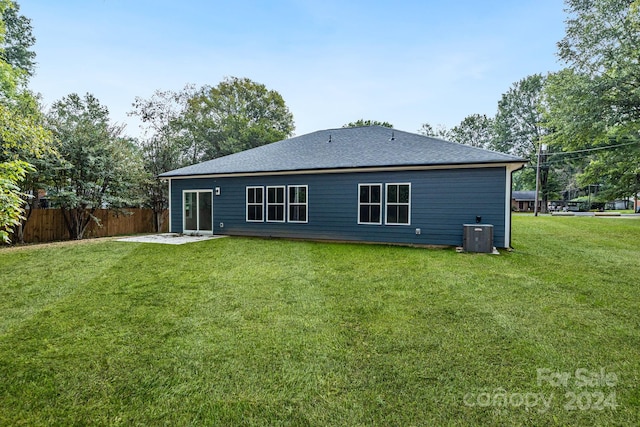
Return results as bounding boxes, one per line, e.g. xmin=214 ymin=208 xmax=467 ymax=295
xmin=159 ymin=126 xmax=527 ymax=248
xmin=606 ymin=200 xmax=632 ymax=210
xmin=511 ymin=191 xmax=543 ymax=212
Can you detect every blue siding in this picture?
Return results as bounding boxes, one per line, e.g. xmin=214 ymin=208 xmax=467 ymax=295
xmin=170 ymin=167 xmax=508 ymax=247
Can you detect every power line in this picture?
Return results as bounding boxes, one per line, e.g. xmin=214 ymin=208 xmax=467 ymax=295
xmin=546 ymin=140 xmax=640 ymax=156
xmin=544 ymin=152 xmax=608 ymax=165
xmin=519 ymin=144 xmax=638 ymax=167
xmin=506 ymin=140 xmax=638 ymax=168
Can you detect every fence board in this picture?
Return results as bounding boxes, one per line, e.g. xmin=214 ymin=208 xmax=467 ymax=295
xmin=21 ymin=209 xmax=165 ymax=243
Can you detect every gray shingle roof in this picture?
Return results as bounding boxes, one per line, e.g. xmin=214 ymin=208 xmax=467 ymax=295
xmin=512 ymin=191 xmax=537 ymax=201
xmin=159 ymin=125 xmax=526 ymax=177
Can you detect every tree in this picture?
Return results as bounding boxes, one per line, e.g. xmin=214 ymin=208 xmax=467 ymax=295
xmin=343 ymin=119 xmax=393 ymax=128
xmin=544 ymin=0 xmax=640 ymax=200
xmin=0 ymin=97 xmax=50 ymax=243
xmin=418 ymin=123 xmax=451 ymax=139
xmin=178 ymin=77 xmax=295 ymax=163
xmin=558 ymin=0 xmax=640 ymax=78
xmin=574 ymin=142 xmax=640 ymax=201
xmin=0 ymin=160 xmax=31 ymax=243
xmin=130 ymin=89 xmax=191 ymax=231
xmin=0 ymin=1 xmax=35 ymax=76
xmin=5 ymin=95 xmax=56 ymax=243
xmin=47 ymin=93 xmax=144 ymax=240
xmin=492 ymin=74 xmax=553 ymax=208
xmin=0 ymin=0 xmax=51 ymax=243
xmin=493 ymin=74 xmax=547 ymax=158
xmin=130 ymin=78 xmax=294 ymax=230
xmin=448 ymin=114 xmax=496 ymax=149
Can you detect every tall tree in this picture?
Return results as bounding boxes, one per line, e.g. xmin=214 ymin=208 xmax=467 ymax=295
xmin=130 ymin=78 xmax=294 ymax=230
xmin=448 ymin=114 xmax=495 ymax=149
xmin=0 ymin=93 xmax=49 ymax=243
xmin=130 ymin=89 xmax=191 ymax=231
xmin=0 ymin=1 xmax=35 ymax=76
xmin=47 ymin=93 xmax=144 ymax=240
xmin=178 ymin=77 xmax=295 ymax=163
xmin=343 ymin=119 xmax=393 ymax=128
xmin=493 ymin=74 xmax=547 ymax=158
xmin=6 ymin=94 xmax=55 ymax=243
xmin=492 ymin=74 xmax=551 ymax=207
xmin=544 ymin=0 xmax=640 ymax=200
xmin=0 ymin=0 xmax=50 ymax=243
xmin=558 ymin=0 xmax=640 ymax=78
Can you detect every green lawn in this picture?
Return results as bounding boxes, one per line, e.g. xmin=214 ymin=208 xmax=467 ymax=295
xmin=1 ymin=216 xmax=639 ymax=426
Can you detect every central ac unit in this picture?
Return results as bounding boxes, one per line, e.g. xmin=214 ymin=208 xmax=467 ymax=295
xmin=462 ymin=224 xmax=494 ymax=253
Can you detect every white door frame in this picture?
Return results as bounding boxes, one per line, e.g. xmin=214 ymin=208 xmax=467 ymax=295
xmin=182 ymin=189 xmax=214 ymax=235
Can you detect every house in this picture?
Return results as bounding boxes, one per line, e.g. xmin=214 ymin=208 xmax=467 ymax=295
xmin=159 ymin=126 xmax=527 ymax=248
xmin=606 ymin=199 xmax=632 ymax=210
xmin=511 ymin=190 xmax=543 ymax=212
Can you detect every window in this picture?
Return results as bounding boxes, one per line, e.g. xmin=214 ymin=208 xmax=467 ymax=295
xmin=386 ymin=183 xmax=411 ymax=225
xmin=288 ymin=185 xmax=308 ymax=223
xmin=246 ymin=187 xmax=264 ymax=222
xmin=358 ymin=184 xmax=382 ymax=224
xmin=266 ymin=186 xmax=285 ymax=222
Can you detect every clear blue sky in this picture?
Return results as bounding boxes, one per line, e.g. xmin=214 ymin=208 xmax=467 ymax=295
xmin=20 ymin=0 xmax=567 ymax=137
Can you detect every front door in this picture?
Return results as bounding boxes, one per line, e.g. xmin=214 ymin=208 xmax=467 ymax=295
xmin=183 ymin=190 xmax=213 ymax=234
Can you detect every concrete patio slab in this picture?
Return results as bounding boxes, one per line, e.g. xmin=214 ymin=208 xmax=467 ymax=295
xmin=116 ymin=233 xmax=227 ymax=245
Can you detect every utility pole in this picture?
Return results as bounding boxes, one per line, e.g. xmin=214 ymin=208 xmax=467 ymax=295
xmin=534 ymin=143 xmax=547 ymax=217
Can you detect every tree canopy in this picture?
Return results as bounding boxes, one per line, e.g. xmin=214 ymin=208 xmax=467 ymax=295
xmin=417 ymin=123 xmax=450 ymax=139
xmin=493 ymin=74 xmax=547 ymax=158
xmin=544 ymin=0 xmax=640 ymax=200
xmin=0 ymin=0 xmax=51 ymax=243
xmin=419 ymin=116 xmax=495 ymax=149
xmin=448 ymin=114 xmax=495 ymax=149
xmin=0 ymin=1 xmax=35 ymax=76
xmin=130 ymin=88 xmax=192 ymax=231
xmin=343 ymin=119 xmax=393 ymax=128
xmin=47 ymin=93 xmax=144 ymax=240
xmin=177 ymin=77 xmax=295 ymax=164
xmin=129 ymin=77 xmax=295 ymax=232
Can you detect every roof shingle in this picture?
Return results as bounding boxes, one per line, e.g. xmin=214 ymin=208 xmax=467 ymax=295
xmin=160 ymin=125 xmax=526 ymax=177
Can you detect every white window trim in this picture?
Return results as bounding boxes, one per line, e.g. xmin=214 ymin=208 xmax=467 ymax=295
xmin=266 ymin=185 xmax=286 ymax=223
xmin=385 ymin=183 xmax=411 ymax=226
xmin=358 ymin=183 xmax=383 ymax=225
xmin=287 ymin=185 xmax=308 ymax=224
xmin=246 ymin=186 xmax=264 ymax=223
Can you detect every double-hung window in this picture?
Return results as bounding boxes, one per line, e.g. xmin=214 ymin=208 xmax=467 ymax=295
xmin=246 ymin=186 xmax=264 ymax=222
xmin=358 ymin=184 xmax=382 ymax=224
xmin=385 ymin=183 xmax=411 ymax=225
xmin=266 ymin=186 xmax=285 ymax=222
xmin=288 ymin=185 xmax=308 ymax=223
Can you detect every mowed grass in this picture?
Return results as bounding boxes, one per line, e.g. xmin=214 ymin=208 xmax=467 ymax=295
xmin=0 ymin=216 xmax=639 ymax=426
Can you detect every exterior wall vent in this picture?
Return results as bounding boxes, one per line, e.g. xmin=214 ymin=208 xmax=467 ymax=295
xmin=463 ymin=224 xmax=494 ymax=253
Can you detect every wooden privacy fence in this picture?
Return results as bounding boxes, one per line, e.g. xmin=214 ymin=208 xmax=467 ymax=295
xmin=21 ymin=209 xmax=169 ymax=243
